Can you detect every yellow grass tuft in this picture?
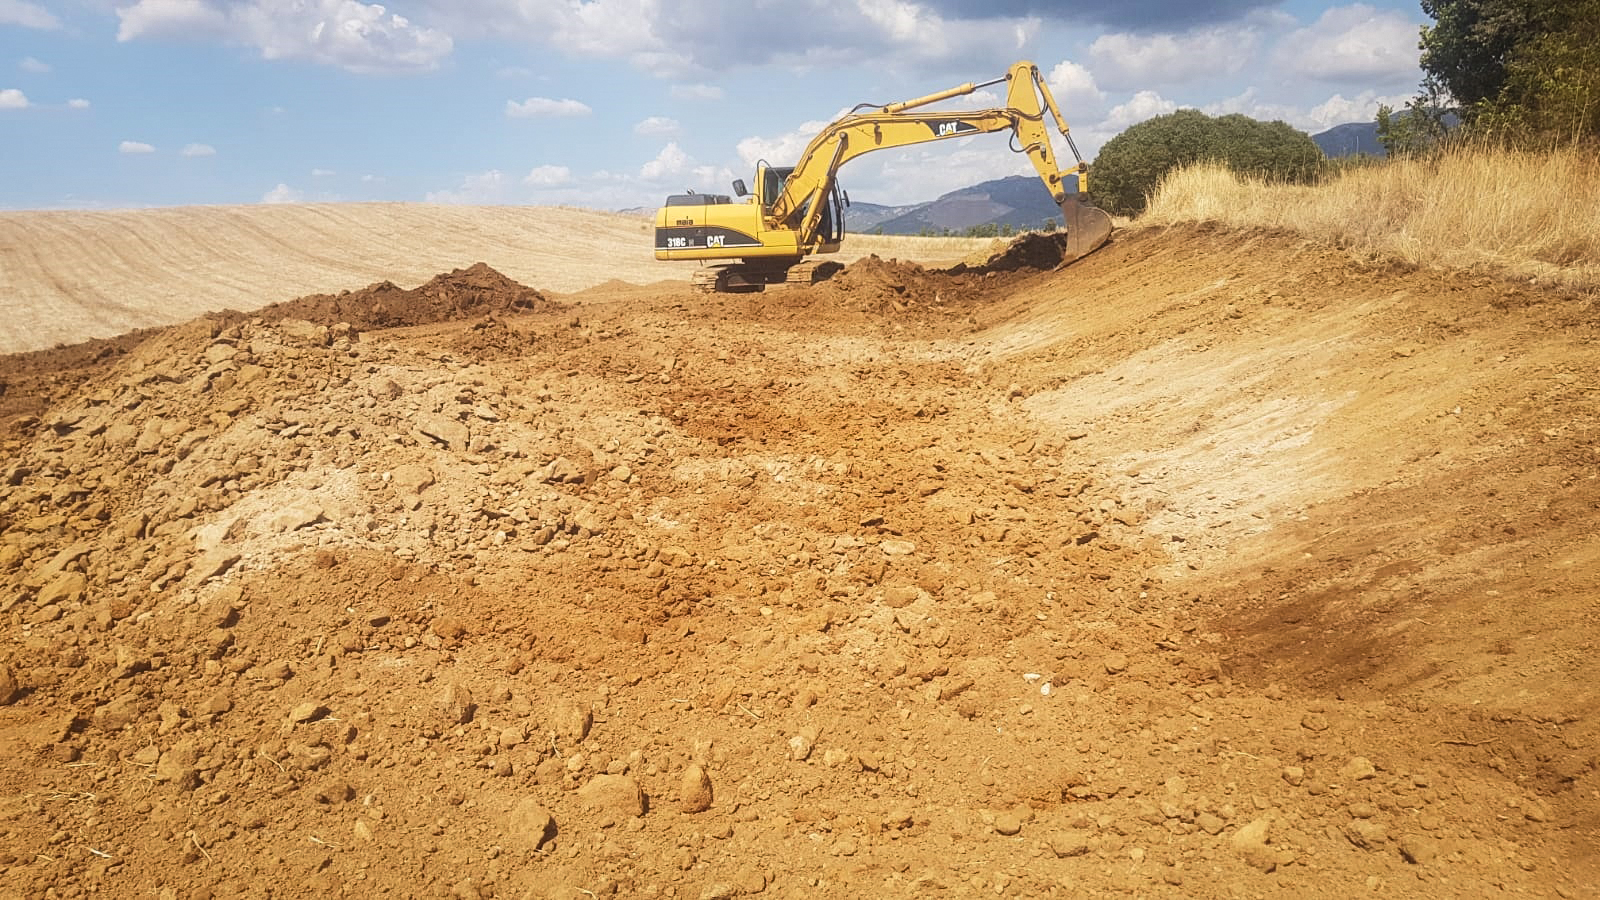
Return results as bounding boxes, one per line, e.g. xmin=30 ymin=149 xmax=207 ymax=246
xmin=1140 ymin=146 xmax=1600 ymax=289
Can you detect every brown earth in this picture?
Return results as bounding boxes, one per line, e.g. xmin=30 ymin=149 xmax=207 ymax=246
xmin=0 ymin=221 xmax=1597 ymax=900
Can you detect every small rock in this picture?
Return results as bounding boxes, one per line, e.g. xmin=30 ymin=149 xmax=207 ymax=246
xmin=1282 ymin=766 xmax=1305 ymax=787
xmin=1230 ymin=817 xmax=1282 ymax=873
xmin=1341 ymin=757 xmax=1377 ymax=781
xmin=735 ymin=868 xmax=768 ymax=894
xmin=698 ymin=884 xmax=736 ymax=900
xmin=993 ymin=811 xmax=1023 ymax=836
xmin=1103 ymin=653 xmax=1129 ymax=675
xmin=288 ymin=702 xmax=327 ymax=723
xmin=788 ymin=727 xmax=817 ymax=762
xmin=680 ymin=764 xmax=713 ymax=813
xmin=578 ymin=774 xmax=646 ymax=818
xmin=1396 ymin=833 xmax=1438 ymax=865
xmin=1343 ymin=819 xmax=1388 ymax=850
xmin=509 ymin=798 xmax=556 ymax=849
xmin=390 ymin=464 xmax=435 ymax=495
xmin=1046 ymin=830 xmax=1090 ymax=858
xmin=1301 ymin=712 xmax=1330 ymax=732
xmin=417 ymin=414 xmax=470 ymax=450
xmin=434 ymin=682 xmax=475 ymax=724
xmin=0 ymin=664 xmax=21 ymax=705
xmin=552 ymin=698 xmax=593 ymax=744
xmin=1196 ymin=812 xmax=1225 ymax=835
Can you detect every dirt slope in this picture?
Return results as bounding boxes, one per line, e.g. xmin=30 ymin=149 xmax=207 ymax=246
xmin=0 ymin=204 xmax=987 ymax=355
xmin=0 ymin=222 xmax=1595 ymax=900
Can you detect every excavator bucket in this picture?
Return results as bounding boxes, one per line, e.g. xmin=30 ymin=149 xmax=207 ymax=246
xmin=1058 ymin=196 xmax=1114 ymax=264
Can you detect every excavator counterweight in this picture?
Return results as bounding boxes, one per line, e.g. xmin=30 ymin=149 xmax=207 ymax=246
xmin=653 ymin=61 xmax=1112 ymax=292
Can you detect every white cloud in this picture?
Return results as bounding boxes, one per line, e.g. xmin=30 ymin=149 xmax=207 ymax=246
xmin=634 ymin=116 xmax=679 ymax=138
xmin=670 ymin=84 xmax=723 ymax=101
xmin=361 ymin=173 xmax=383 ymax=183
xmin=181 ymin=142 xmax=217 ymax=157
xmin=1101 ymin=90 xmax=1178 ymax=131
xmin=67 ymin=98 xmax=90 ymax=109
xmin=1044 ymin=60 xmax=1105 ymax=114
xmin=1273 ymin=4 xmax=1421 ymax=84
xmin=506 ymin=96 xmax=592 ymax=118
xmin=116 ymin=0 xmax=230 ymax=41
xmin=0 ymin=88 xmax=27 ymax=109
xmin=1304 ymin=90 xmax=1413 ymax=130
xmin=19 ymin=56 xmax=50 ymax=73
xmin=640 ymin=142 xmax=690 ymax=180
xmin=311 ymin=167 xmax=334 ymax=176
xmin=736 ymin=120 xmax=831 ymax=169
xmin=119 ymin=140 xmax=156 ymax=154
xmin=523 ymin=165 xmax=572 ymax=187
xmin=262 ymin=183 xmax=304 ymax=204
xmin=1200 ymin=87 xmax=1409 ymax=132
xmin=425 ymin=170 xmax=507 ymax=204
xmin=0 ymin=0 xmax=60 ymax=29
xmin=1089 ymin=26 xmax=1258 ymax=89
xmin=116 ymin=0 xmax=453 ymax=74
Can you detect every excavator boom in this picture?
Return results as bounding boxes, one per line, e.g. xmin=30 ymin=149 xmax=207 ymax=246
xmin=653 ymin=60 xmax=1112 ymax=291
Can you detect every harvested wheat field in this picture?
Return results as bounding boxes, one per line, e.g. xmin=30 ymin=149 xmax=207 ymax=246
xmin=0 ymin=205 xmax=1596 ymax=900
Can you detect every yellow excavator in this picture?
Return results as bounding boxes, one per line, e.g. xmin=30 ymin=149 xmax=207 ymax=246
xmin=653 ymin=60 xmax=1113 ymax=293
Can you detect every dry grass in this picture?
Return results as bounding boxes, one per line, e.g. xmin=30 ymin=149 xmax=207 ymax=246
xmin=0 ymin=204 xmax=990 ymax=354
xmin=1140 ymin=146 xmax=1600 ymax=289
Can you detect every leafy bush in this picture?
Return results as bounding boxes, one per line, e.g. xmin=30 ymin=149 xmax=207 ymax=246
xmin=1090 ymin=110 xmax=1324 ymax=216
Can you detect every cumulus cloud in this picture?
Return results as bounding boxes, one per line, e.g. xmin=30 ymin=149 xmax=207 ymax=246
xmin=1101 ymin=90 xmax=1178 ymax=131
xmin=116 ymin=0 xmax=453 ymax=74
xmin=1045 ymin=60 xmax=1104 ymax=113
xmin=181 ymin=142 xmax=217 ymax=157
xmin=915 ymin=0 xmax=1278 ymax=32
xmin=506 ymin=97 xmax=591 ymax=118
xmin=262 ymin=183 xmax=304 ymax=204
xmin=670 ymin=84 xmax=723 ymax=101
xmin=640 ymin=143 xmax=690 ymax=180
xmin=0 ymin=0 xmax=61 ymax=29
xmin=1198 ymin=87 xmax=1408 ymax=132
xmin=634 ymin=116 xmax=679 ymax=138
xmin=0 ymin=88 xmax=27 ymax=109
xmin=1304 ymin=90 xmax=1413 ymax=130
xmin=523 ymin=165 xmax=572 ymax=187
xmin=1089 ymin=26 xmax=1259 ymax=89
xmin=420 ymin=1 xmax=1035 ymax=77
xmin=311 ymin=167 xmax=334 ymax=176
xmin=1272 ymin=4 xmax=1421 ymax=84
xmin=19 ymin=56 xmax=50 ymax=73
xmin=425 ymin=170 xmax=507 ymax=204
xmin=119 ymin=140 xmax=156 ymax=154
xmin=67 ymin=98 xmax=90 ymax=109
xmin=736 ymin=120 xmax=832 ymax=169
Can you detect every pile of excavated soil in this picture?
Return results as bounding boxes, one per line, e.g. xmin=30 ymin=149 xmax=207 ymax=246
xmin=0 ymin=227 xmax=1596 ymax=899
xmin=250 ymin=262 xmax=565 ymax=332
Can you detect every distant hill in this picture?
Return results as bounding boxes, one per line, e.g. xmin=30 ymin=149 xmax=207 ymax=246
xmin=1312 ymin=122 xmax=1385 ymax=158
xmin=847 ymin=175 xmax=1077 ymax=236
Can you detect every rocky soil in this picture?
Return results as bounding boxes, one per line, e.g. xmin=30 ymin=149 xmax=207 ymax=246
xmin=1 ymin=227 xmax=1596 ymax=899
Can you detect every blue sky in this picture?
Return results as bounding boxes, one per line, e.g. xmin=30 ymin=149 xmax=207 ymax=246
xmin=1 ymin=1 xmax=1425 ymax=210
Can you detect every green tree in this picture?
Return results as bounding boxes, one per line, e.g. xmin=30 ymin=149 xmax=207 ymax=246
xmin=1417 ymin=0 xmax=1600 ymax=143
xmin=1090 ymin=109 xmax=1324 ymax=216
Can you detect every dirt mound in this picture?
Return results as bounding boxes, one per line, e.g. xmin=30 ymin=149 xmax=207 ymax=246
xmin=812 ymin=232 xmax=1094 ymax=321
xmin=253 ymin=262 xmax=564 ymax=332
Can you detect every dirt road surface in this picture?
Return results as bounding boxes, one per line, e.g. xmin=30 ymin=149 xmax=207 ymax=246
xmin=0 ymin=212 xmax=1596 ymax=899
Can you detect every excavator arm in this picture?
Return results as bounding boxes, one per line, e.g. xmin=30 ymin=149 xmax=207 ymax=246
xmin=770 ymin=60 xmax=1111 ymax=262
